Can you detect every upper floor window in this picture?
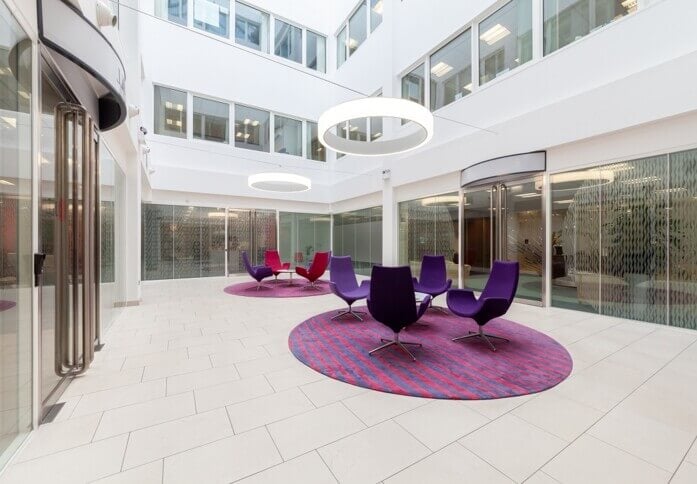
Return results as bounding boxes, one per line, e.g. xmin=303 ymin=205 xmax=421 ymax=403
xmin=274 ymin=115 xmax=302 ymax=156
xmin=156 ymin=0 xmax=187 ymax=26
xmin=306 ymin=122 xmax=326 ymax=162
xmin=337 ymin=0 xmax=381 ymax=68
xmin=235 ymin=104 xmax=270 ymax=151
xmin=478 ymin=0 xmax=532 ymax=86
xmin=235 ymin=1 xmax=269 ymax=52
xmin=543 ymin=0 xmax=636 ymax=55
xmin=430 ymin=29 xmax=472 ymax=111
xmin=370 ymin=0 xmax=383 ymax=32
xmin=193 ymin=96 xmax=229 ymax=143
xmin=154 ymin=86 xmax=187 ymax=138
xmin=306 ymin=31 xmax=326 ymax=73
xmin=348 ymin=1 xmax=367 ymax=55
xmin=402 ymin=63 xmax=425 ymax=106
xmin=194 ymin=0 xmax=229 ymax=37
xmin=274 ymin=19 xmax=302 ymax=63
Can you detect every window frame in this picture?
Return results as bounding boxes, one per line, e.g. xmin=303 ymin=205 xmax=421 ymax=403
xmin=153 ymin=84 xmax=189 ymax=139
xmin=336 ymin=0 xmax=382 ymax=69
xmin=192 ymin=94 xmax=231 ymax=144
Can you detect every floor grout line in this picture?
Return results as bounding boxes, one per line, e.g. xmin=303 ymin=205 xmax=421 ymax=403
xmin=669 ymin=435 xmax=697 ymax=483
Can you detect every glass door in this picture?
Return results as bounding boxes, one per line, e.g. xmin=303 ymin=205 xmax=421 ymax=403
xmin=0 ymin=1 xmax=33 ymax=466
xmin=462 ymin=176 xmax=545 ymax=304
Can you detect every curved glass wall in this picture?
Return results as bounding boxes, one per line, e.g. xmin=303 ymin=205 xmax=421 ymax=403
xmin=399 ymin=194 xmax=459 ymax=280
xmin=279 ymin=212 xmax=331 ymax=267
xmin=332 ymin=207 xmax=382 ymax=276
xmin=0 ymin=1 xmax=32 ymax=466
xmin=551 ymin=149 xmax=697 ymax=329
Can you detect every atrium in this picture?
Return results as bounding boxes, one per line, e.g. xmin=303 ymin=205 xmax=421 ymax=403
xmin=1 ymin=0 xmax=697 ymax=482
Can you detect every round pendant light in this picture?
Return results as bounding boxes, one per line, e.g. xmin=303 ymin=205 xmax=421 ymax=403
xmin=248 ymin=173 xmax=311 ymax=193
xmin=318 ymin=97 xmax=434 ymax=157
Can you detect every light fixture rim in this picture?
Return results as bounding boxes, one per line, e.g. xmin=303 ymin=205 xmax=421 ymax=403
xmin=318 ymin=97 xmax=434 ymax=157
xmin=248 ymin=172 xmax=312 ymax=193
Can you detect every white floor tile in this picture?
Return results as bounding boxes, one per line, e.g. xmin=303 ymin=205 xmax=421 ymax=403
xmin=318 ymin=420 xmax=430 ymax=484
xmin=342 ymin=391 xmax=429 ymax=426
xmin=94 ymin=392 xmax=196 ymax=440
xmin=460 ymin=414 xmax=567 ymax=482
xmin=264 ymin=364 xmax=323 ymax=392
xmin=672 ymin=462 xmax=697 ymax=484
xmin=92 ymin=461 xmax=163 ymax=484
xmin=142 ymin=355 xmax=212 ymax=381
xmin=63 ymin=368 xmax=144 ymax=397
xmin=543 ymin=435 xmax=671 ymax=484
xmin=299 ymin=378 xmax=366 ymax=407
xmin=226 ymin=388 xmax=314 ymax=433
xmin=123 ymin=408 xmax=233 ymax=469
xmin=72 ymin=380 xmax=166 ymax=417
xmin=385 ymin=443 xmax=512 ymax=484
xmin=234 ymin=353 xmax=298 ymax=378
xmin=165 ymin=365 xmax=240 ymax=395
xmin=235 ymin=451 xmax=337 ymax=484
xmin=513 ymin=392 xmax=603 ymax=441
xmin=267 ymin=402 xmax=365 ymax=460
xmin=163 ymin=427 xmax=281 ymax=484
xmin=194 ymin=375 xmax=274 ymax=412
xmin=0 ymin=435 xmax=128 ymax=484
xmin=14 ymin=413 xmax=102 ymax=462
xmin=394 ymin=399 xmax=489 ymax=451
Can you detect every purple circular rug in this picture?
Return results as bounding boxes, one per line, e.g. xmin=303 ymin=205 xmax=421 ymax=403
xmin=0 ymin=300 xmax=16 ymax=312
xmin=289 ymin=308 xmax=573 ymax=400
xmin=224 ymin=279 xmax=331 ymax=298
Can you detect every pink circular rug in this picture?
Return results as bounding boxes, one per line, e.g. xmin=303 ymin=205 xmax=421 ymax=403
xmin=289 ymin=308 xmax=573 ymax=400
xmin=224 ymin=279 xmax=331 ymax=298
xmin=0 ymin=300 xmax=16 ymax=312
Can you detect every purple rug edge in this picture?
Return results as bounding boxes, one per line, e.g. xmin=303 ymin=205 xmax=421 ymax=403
xmin=223 ymin=279 xmax=331 ymax=298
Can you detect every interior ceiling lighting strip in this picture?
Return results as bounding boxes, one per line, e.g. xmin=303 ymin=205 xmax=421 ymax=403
xmin=248 ymin=172 xmax=311 ymax=193
xmin=318 ymin=98 xmax=434 ymax=157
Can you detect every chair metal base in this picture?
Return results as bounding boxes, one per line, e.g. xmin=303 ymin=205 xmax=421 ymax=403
xmin=369 ymin=332 xmax=421 ymax=361
xmin=331 ymin=307 xmax=366 ymax=321
xmin=256 ymin=281 xmax=270 ymax=291
xmin=452 ymin=326 xmax=509 ymax=352
xmin=302 ymin=280 xmax=322 ymax=291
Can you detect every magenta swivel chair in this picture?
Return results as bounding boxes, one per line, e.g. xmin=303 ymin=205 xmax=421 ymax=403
xmin=264 ymin=250 xmax=290 ymax=283
xmin=367 ymin=266 xmax=431 ymax=361
xmin=413 ymin=255 xmax=453 ymax=312
xmin=328 ymin=256 xmax=370 ymax=321
xmin=447 ymin=261 xmax=519 ymax=351
xmin=296 ymin=251 xmax=330 ymax=290
xmin=242 ymin=251 xmax=274 ymax=290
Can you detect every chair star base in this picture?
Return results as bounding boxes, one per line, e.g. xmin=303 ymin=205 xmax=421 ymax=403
xmin=303 ymin=281 xmax=323 ymax=291
xmin=331 ymin=308 xmax=366 ymax=321
xmin=452 ymin=326 xmax=509 ymax=352
xmin=369 ymin=333 xmax=422 ymax=361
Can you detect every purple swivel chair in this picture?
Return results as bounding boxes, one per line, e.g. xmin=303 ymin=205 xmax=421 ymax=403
xmin=329 ymin=256 xmax=370 ymax=321
xmin=367 ymin=266 xmax=432 ymax=361
xmin=447 ymin=261 xmax=519 ymax=351
xmin=242 ymin=251 xmax=274 ymax=290
xmin=413 ymin=255 xmax=453 ymax=312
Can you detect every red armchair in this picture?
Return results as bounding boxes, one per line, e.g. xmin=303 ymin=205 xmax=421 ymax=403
xmin=264 ymin=250 xmax=290 ymax=282
xmin=296 ymin=251 xmax=330 ymax=289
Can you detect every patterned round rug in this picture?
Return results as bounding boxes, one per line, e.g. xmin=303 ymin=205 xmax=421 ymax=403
xmin=289 ymin=308 xmax=573 ymax=399
xmin=0 ymin=300 xmax=16 ymax=312
xmin=224 ymin=279 xmax=331 ymax=298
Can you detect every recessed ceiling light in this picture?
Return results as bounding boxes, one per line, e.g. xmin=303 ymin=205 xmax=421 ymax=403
xmin=0 ymin=116 xmax=16 ymax=128
xmin=431 ymin=61 xmax=453 ymax=78
xmin=372 ymin=0 xmax=383 ymax=15
xmin=554 ymin=199 xmax=574 ymax=204
xmin=480 ymin=23 xmax=510 ymax=45
xmin=0 ymin=179 xmax=15 ymax=186
xmin=516 ymin=193 xmax=541 ymax=198
xmin=17 ymin=90 xmax=30 ymax=100
xmin=421 ymin=195 xmax=460 ymax=206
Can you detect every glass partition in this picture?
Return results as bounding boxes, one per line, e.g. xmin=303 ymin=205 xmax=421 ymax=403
xmin=99 ymin=144 xmax=127 ymax=334
xmin=551 ymin=149 xmax=697 ymax=329
xmin=227 ymin=209 xmax=277 ymax=273
xmin=332 ymin=207 xmax=382 ymax=276
xmin=142 ymin=204 xmax=227 ymax=280
xmin=279 ymin=212 xmax=331 ymax=267
xmin=399 ymin=194 xmax=459 ymax=280
xmin=0 ymin=1 xmax=32 ymax=465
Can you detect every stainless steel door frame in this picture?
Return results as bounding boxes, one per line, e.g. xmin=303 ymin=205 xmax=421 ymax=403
xmin=54 ymin=103 xmax=99 ymax=378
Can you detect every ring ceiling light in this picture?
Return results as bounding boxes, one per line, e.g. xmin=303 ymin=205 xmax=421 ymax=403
xmin=248 ymin=173 xmax=311 ymax=193
xmin=318 ymin=97 xmax=434 ymax=157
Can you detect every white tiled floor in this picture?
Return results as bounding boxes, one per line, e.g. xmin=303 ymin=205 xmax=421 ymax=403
xmin=3 ymin=276 xmax=697 ymax=483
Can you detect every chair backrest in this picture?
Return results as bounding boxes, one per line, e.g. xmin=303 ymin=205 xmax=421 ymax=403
xmin=241 ymin=251 xmax=253 ymax=273
xmin=330 ymin=256 xmax=359 ymax=291
xmin=264 ymin=250 xmax=282 ymax=270
xmin=481 ymin=261 xmax=519 ymax=309
xmin=368 ymin=266 xmax=418 ymax=333
xmin=417 ymin=255 xmax=448 ymax=286
xmin=308 ymin=251 xmax=330 ymax=277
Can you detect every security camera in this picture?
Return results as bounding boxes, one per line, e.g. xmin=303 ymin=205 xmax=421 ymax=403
xmin=139 ymin=126 xmax=148 ymax=136
xmin=143 ymin=146 xmax=151 ymax=154
xmin=96 ymin=0 xmax=118 ymax=27
xmin=128 ymin=105 xmax=140 ymax=118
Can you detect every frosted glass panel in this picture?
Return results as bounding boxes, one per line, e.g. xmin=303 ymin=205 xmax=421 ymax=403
xmin=332 ymin=207 xmax=382 ymax=276
xmin=279 ymin=212 xmax=330 ymax=266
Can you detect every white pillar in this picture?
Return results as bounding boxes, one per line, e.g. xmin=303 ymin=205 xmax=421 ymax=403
xmin=123 ymin=158 xmax=142 ymax=305
xmin=381 ymin=172 xmax=398 ymax=266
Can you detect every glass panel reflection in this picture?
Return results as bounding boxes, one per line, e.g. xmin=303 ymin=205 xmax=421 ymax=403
xmin=279 ymin=212 xmax=331 ymax=267
xmin=332 ymin=207 xmax=383 ymax=275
